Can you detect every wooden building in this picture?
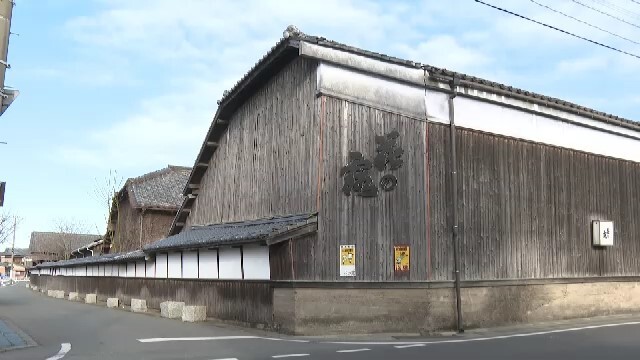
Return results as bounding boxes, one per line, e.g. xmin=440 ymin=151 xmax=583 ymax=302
xmin=105 ymin=165 xmax=190 ymax=252
xmin=33 ymin=27 xmax=640 ymax=335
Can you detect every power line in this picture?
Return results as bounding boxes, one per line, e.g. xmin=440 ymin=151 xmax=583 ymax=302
xmin=590 ymin=0 xmax=640 ymax=20
xmin=529 ymin=0 xmax=640 ymax=45
xmin=474 ymin=0 xmax=640 ymax=59
xmin=631 ymin=0 xmax=640 ymax=5
xmin=570 ymin=0 xmax=640 ymax=30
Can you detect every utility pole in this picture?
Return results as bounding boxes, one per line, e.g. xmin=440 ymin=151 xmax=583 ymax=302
xmin=9 ymin=215 xmax=15 ymax=281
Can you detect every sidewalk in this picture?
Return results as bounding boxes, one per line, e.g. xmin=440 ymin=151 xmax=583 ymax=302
xmin=0 ymin=318 xmax=35 ymax=352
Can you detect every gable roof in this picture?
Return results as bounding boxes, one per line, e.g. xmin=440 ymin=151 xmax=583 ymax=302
xmin=146 ymin=213 xmax=317 ymax=253
xmin=0 ymin=248 xmax=28 ymax=257
xmin=29 ymin=232 xmax=102 ymax=255
xmin=169 ymin=26 xmax=640 ymax=236
xmin=120 ymin=165 xmax=191 ymax=211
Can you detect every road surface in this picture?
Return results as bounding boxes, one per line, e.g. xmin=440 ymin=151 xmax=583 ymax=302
xmin=2 ymin=284 xmax=640 ymax=359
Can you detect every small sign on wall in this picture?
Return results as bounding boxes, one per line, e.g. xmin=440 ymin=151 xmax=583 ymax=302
xmin=340 ymin=245 xmax=356 ymax=277
xmin=593 ymin=220 xmax=614 ymax=246
xmin=394 ymin=245 xmax=410 ymax=273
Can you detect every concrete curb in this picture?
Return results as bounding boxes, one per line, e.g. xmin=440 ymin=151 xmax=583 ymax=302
xmin=160 ymin=301 xmax=185 ymax=319
xmin=131 ymin=299 xmax=147 ymax=313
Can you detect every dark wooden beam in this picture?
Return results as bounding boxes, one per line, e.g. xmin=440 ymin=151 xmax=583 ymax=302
xmin=216 ymin=119 xmax=229 ymax=126
xmin=266 ymin=222 xmax=318 ymax=246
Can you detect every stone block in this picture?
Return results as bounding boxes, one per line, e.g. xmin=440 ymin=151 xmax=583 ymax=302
xmin=160 ymin=301 xmax=185 ymax=319
xmin=54 ymin=290 xmax=65 ymax=299
xmin=131 ymin=299 xmax=147 ymax=313
xmin=69 ymin=292 xmax=79 ymax=301
xmin=107 ymin=298 xmax=120 ymax=308
xmin=181 ymin=305 xmax=207 ymax=322
xmin=31 ymin=286 xmax=38 ymax=291
xmin=47 ymin=290 xmax=55 ymax=297
xmin=25 ymin=283 xmax=30 ymax=289
xmin=85 ymin=293 xmax=97 ymax=304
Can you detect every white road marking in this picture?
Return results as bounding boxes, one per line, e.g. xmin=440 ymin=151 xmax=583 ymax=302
xmin=326 ymin=321 xmax=640 ymax=345
xmin=209 ymin=358 xmax=239 ymax=360
xmin=395 ymin=344 xmax=426 ymax=349
xmin=46 ymin=343 xmax=71 ymax=360
xmin=138 ymin=336 xmax=258 ymax=343
xmin=263 ymin=337 xmax=310 ymax=343
xmin=138 ymin=335 xmax=310 ymax=343
xmin=336 ymin=348 xmax=370 ymax=353
xmin=272 ymin=355 xmax=310 ymax=358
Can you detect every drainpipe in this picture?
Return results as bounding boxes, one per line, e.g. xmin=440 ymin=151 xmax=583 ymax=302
xmin=448 ymin=76 xmax=464 ymax=333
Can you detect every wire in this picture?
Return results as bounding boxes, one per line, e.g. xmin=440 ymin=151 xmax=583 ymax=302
xmin=632 ymin=0 xmax=640 ymax=5
xmin=590 ymin=0 xmax=640 ymax=20
xmin=591 ymin=0 xmax=640 ymax=19
xmin=474 ymin=0 xmax=640 ymax=59
xmin=570 ymin=0 xmax=640 ymax=30
xmin=529 ymin=0 xmax=640 ymax=45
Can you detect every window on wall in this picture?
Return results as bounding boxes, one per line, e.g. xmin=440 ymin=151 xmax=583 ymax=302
xmin=198 ymin=249 xmax=218 ymax=279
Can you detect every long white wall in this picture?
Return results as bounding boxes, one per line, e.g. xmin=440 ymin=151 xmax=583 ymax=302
xmin=316 ymin=61 xmax=640 ymax=163
xmin=36 ymin=245 xmax=271 ymax=280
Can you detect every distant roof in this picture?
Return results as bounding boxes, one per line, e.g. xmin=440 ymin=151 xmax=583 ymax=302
xmin=122 ymin=165 xmax=191 ymax=211
xmin=29 ymin=232 xmax=101 ymax=254
xmin=35 ymin=250 xmax=145 ymax=268
xmin=146 ymin=213 xmax=317 ymax=253
xmin=0 ymin=248 xmax=28 ymax=256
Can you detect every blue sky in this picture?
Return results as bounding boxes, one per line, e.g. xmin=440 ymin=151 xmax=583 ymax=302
xmin=1 ymin=0 xmax=639 ymax=248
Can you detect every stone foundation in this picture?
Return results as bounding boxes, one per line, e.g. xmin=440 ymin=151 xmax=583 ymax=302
xmin=273 ymin=281 xmax=640 ymax=335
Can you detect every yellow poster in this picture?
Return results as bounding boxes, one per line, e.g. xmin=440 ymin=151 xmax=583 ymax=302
xmin=340 ymin=245 xmax=356 ymax=277
xmin=394 ymin=245 xmax=410 ymax=273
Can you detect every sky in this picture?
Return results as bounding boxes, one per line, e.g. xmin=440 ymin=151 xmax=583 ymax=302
xmin=1 ymin=0 xmax=639 ymax=249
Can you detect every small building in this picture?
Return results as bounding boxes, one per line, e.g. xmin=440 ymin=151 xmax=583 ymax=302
xmin=29 ymin=232 xmax=101 ymax=264
xmin=31 ymin=27 xmax=640 ymax=335
xmin=105 ymin=165 xmax=190 ymax=253
xmin=0 ymin=247 xmax=28 ymax=264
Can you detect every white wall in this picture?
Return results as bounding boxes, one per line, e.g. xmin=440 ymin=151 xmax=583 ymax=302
xmin=97 ymin=264 xmax=104 ymax=277
xmin=79 ymin=266 xmax=87 ymax=276
xmin=155 ymin=253 xmax=168 ymax=278
xmin=118 ymin=264 xmax=127 ymax=277
xmin=198 ymin=249 xmax=218 ymax=279
xmin=145 ymin=259 xmax=155 ymax=278
xmin=135 ymin=261 xmax=145 ymax=278
xmin=104 ymin=264 xmax=113 ymax=277
xmin=126 ymin=262 xmax=135 ymax=277
xmin=219 ymin=247 xmax=242 ymax=279
xmin=242 ymin=245 xmax=270 ymax=280
xmin=182 ymin=251 xmax=198 ymax=279
xmin=167 ymin=252 xmax=182 ymax=278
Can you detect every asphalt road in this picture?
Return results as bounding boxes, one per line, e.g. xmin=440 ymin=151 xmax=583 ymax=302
xmin=2 ymin=284 xmax=640 ymax=359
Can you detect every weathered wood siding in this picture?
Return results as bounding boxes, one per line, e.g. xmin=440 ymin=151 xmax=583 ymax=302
xmin=429 ymin=123 xmax=640 ymax=280
xmin=187 ymin=57 xmax=318 ymax=227
xmin=31 ymin=275 xmax=273 ymax=325
xmin=315 ymin=96 xmax=429 ymax=281
xmin=112 ymin=198 xmax=175 ymax=252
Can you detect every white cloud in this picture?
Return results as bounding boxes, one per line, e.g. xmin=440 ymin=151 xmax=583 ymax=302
xmin=397 ymin=34 xmax=492 ymax=73
xmin=556 ymin=56 xmax=609 ymax=73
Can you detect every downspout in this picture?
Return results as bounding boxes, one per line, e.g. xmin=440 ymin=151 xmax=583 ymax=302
xmin=139 ymin=209 xmax=144 ymax=249
xmin=448 ymin=76 xmax=464 ymax=333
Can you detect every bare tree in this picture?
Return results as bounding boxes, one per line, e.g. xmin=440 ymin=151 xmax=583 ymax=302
xmin=92 ymin=169 xmax=124 ymax=253
xmin=0 ymin=210 xmax=11 ymax=245
xmin=50 ymin=219 xmax=90 ymax=260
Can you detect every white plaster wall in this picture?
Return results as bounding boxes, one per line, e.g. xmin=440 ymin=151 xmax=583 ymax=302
xmin=167 ymin=252 xmax=182 ymax=278
xmin=242 ymin=245 xmax=270 ymax=280
xmin=218 ymin=247 xmax=242 ymax=279
xmin=198 ymin=249 xmax=218 ymax=279
xmin=135 ymin=261 xmax=145 ymax=278
xmin=182 ymin=251 xmax=198 ymax=279
xmin=156 ymin=253 xmax=168 ymax=278
xmin=145 ymin=259 xmax=156 ymax=278
xmin=126 ymin=262 xmax=135 ymax=277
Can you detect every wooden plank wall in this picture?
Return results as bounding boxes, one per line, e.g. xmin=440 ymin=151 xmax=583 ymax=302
xmin=31 ymin=275 xmax=273 ymax=325
xmin=428 ymin=123 xmax=640 ymax=280
xmin=187 ymin=57 xmax=319 ymax=227
xmin=316 ymin=96 xmax=429 ymax=281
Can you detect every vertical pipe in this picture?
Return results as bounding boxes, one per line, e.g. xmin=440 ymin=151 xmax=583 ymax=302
xmin=448 ymin=77 xmax=464 ymax=333
xmin=0 ymin=0 xmax=12 ymax=91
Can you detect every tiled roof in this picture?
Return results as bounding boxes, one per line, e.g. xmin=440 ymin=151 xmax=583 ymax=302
xmin=0 ymin=248 xmax=28 ymax=256
xmin=146 ymin=213 xmax=316 ymax=253
xmin=35 ymin=250 xmax=145 ymax=268
xmin=29 ymin=232 xmax=101 ymax=255
xmin=124 ymin=165 xmax=191 ymax=210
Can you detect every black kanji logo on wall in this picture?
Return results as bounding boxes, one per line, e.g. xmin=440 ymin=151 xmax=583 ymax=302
xmin=340 ymin=130 xmax=404 ymax=197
